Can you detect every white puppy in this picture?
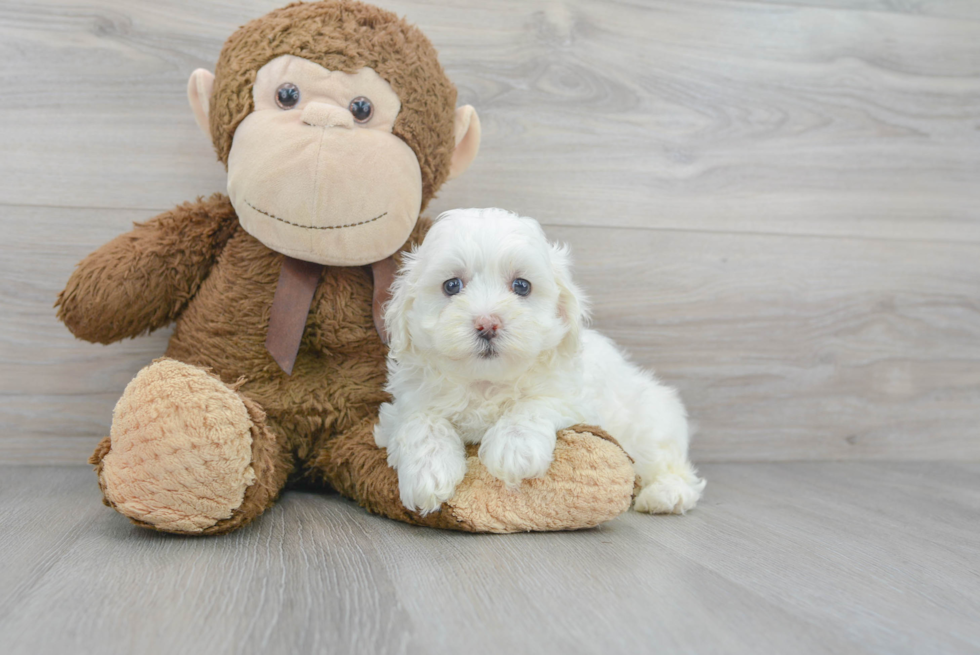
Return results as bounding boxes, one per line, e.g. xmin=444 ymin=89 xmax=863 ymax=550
xmin=374 ymin=208 xmax=705 ymax=516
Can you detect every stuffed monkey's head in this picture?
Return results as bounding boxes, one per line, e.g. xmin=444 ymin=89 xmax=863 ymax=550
xmin=187 ymin=0 xmax=480 ymax=266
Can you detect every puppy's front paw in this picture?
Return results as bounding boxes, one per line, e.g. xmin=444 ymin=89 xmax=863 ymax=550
xmin=479 ymin=423 xmax=555 ymax=487
xmin=396 ymin=448 xmax=467 ymax=515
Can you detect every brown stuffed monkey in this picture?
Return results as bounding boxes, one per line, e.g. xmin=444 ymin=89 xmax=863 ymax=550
xmin=56 ymin=0 xmax=636 ymax=535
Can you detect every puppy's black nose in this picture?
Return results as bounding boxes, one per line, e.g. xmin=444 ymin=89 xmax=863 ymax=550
xmin=474 ymin=315 xmax=501 ymax=340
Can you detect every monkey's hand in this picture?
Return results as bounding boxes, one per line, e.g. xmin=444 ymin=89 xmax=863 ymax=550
xmin=56 ymin=194 xmax=239 ymax=344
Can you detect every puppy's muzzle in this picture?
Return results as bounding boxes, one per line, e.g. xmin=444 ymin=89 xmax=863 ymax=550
xmin=474 ymin=314 xmax=502 ymax=341
xmin=474 ymin=315 xmax=502 ymax=359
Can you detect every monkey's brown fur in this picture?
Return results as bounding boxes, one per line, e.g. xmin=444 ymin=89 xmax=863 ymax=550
xmin=56 ymin=1 xmax=635 ymax=535
xmin=211 ymin=1 xmax=457 ymax=205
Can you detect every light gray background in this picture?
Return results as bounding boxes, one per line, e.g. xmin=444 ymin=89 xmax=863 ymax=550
xmin=3 ymin=0 xmax=978 ymax=464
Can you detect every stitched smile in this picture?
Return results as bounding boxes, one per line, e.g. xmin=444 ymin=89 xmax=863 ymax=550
xmin=245 ymin=199 xmax=387 ymax=230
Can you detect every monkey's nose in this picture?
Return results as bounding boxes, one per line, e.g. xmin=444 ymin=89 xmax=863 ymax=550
xmin=302 ymin=102 xmax=354 ymax=129
xmin=474 ymin=315 xmax=502 ymax=340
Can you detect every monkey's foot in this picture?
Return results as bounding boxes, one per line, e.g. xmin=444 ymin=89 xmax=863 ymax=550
xmin=442 ymin=425 xmax=636 ymax=533
xmin=92 ymin=359 xmax=275 ymax=534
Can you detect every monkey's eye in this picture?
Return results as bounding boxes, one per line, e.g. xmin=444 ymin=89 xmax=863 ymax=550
xmin=275 ymin=83 xmax=300 ymax=109
xmin=349 ymin=96 xmax=374 ymax=123
xmin=512 ymin=278 xmax=531 ymax=297
xmin=443 ymin=278 xmax=463 ymax=296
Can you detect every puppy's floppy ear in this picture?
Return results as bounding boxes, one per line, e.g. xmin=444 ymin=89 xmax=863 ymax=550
xmin=550 ymin=243 xmax=589 ymax=357
xmin=383 ymin=250 xmax=420 ymax=356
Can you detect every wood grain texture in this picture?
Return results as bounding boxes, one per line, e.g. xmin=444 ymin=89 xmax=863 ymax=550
xmin=5 ymin=206 xmax=979 ymax=462
xmin=750 ymin=0 xmax=980 ymax=21
xmin=1 ymin=0 xmax=979 ymax=240
xmin=2 ymin=463 xmax=979 ymax=654
xmin=1 ymin=0 xmax=978 ymax=463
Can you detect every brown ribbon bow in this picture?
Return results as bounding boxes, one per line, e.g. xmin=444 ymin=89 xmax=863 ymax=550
xmin=265 ymin=255 xmax=396 ymax=374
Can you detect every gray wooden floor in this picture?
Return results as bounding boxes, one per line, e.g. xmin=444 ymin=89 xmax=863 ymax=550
xmin=1 ymin=463 xmax=978 ymax=655
xmin=2 ymin=2 xmax=978 ymax=654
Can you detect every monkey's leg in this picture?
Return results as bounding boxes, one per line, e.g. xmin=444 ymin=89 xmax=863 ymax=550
xmin=317 ymin=419 xmax=636 ymax=533
xmin=90 ymin=359 xmax=293 ymax=535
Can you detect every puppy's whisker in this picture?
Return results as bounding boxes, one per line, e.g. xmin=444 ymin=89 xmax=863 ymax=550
xmin=476 ymin=337 xmax=498 ymax=359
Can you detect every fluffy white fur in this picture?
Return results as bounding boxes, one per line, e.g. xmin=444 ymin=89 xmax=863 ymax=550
xmin=375 ymin=208 xmax=706 ymax=516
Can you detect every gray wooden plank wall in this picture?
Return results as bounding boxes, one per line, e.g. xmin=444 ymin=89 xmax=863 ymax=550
xmin=1 ymin=0 xmax=978 ymax=464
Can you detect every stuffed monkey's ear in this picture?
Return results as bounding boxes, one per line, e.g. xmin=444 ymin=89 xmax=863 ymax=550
xmin=551 ymin=243 xmax=589 ymax=358
xmin=187 ymin=69 xmax=215 ymax=139
xmin=447 ymin=105 xmax=481 ymax=180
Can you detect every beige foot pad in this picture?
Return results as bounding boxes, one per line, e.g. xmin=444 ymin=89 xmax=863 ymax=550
xmin=445 ymin=426 xmax=636 ymax=533
xmin=98 ymin=359 xmax=256 ymax=533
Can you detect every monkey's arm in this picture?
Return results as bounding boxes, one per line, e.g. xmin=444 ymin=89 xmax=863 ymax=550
xmin=56 ymin=194 xmax=239 ymax=344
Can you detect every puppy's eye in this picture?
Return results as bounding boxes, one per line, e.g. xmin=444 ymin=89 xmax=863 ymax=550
xmin=443 ymin=277 xmax=463 ymax=296
xmin=512 ymin=278 xmax=531 ymax=297
xmin=349 ymin=96 xmax=373 ymax=123
xmin=276 ymin=83 xmax=300 ymax=109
